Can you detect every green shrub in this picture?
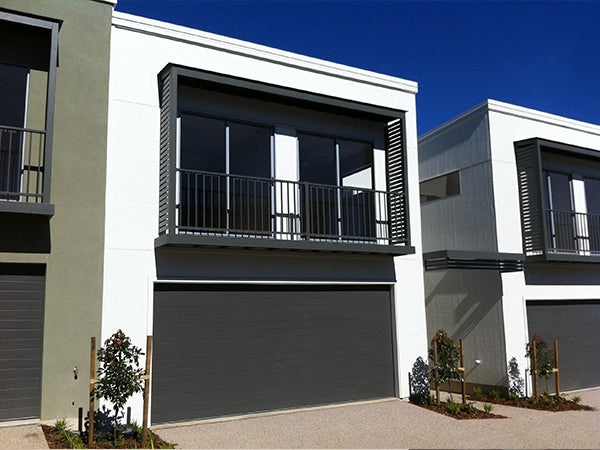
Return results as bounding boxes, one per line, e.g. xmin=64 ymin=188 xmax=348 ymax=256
xmin=428 ymin=329 xmax=462 ymax=403
xmin=525 ymin=334 xmax=555 ymax=381
xmin=54 ymin=419 xmax=84 ymax=449
xmin=93 ymin=330 xmax=145 ymax=441
xmin=461 ymin=402 xmax=476 ymax=414
xmin=422 ymin=395 xmax=436 ymax=406
xmin=483 ymin=403 xmax=493 ymax=413
xmin=472 ymin=387 xmax=483 ymax=397
xmin=529 ymin=396 xmax=538 ymax=404
xmin=447 ymin=400 xmax=461 ymax=415
xmin=542 ymin=390 xmax=551 ymax=397
xmin=508 ymin=393 xmax=519 ymax=401
xmin=488 ymin=389 xmax=501 ymax=399
xmin=572 ymin=395 xmax=582 ymax=404
xmin=544 ymin=396 xmax=555 ymax=407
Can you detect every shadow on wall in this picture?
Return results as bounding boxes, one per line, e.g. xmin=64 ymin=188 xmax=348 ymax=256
xmin=508 ymin=357 xmax=525 ymax=396
xmin=408 ymin=356 xmax=430 ymax=404
xmin=424 ymin=269 xmax=507 ymax=386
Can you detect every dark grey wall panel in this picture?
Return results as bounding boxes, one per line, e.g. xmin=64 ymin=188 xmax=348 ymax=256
xmin=152 ymin=284 xmax=394 ymax=423
xmin=526 ymin=300 xmax=600 ymax=391
xmin=155 ymin=247 xmax=396 ymax=282
xmin=0 ymin=264 xmax=45 ymax=421
xmin=525 ymin=263 xmax=600 ymax=285
xmin=424 ymin=269 xmax=508 ymax=386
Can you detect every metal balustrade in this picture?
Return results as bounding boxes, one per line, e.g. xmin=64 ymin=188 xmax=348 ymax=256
xmin=0 ymin=126 xmax=46 ymax=203
xmin=176 ymin=168 xmax=404 ymax=245
xmin=546 ymin=209 xmax=600 ymax=256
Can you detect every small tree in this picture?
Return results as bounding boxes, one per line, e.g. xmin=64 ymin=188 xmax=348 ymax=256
xmin=526 ymin=333 xmax=554 ymax=390
xmin=428 ymin=329 xmax=461 ymax=405
xmin=93 ymin=330 xmax=144 ymax=441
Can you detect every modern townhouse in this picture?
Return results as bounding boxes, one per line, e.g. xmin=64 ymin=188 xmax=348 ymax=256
xmin=103 ymin=11 xmax=428 ymax=425
xmin=0 ymin=0 xmax=114 ymax=422
xmin=419 ymin=99 xmax=600 ymax=394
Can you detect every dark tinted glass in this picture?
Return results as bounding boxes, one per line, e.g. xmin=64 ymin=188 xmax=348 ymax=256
xmin=339 ymin=140 xmax=372 ymax=188
xmin=585 ymin=178 xmax=600 ymax=215
xmin=547 ymin=172 xmax=572 ymax=211
xmin=299 ymin=134 xmax=336 ymax=185
xmin=180 ymin=114 xmax=225 ymax=172
xmin=0 ymin=63 xmax=28 ymax=127
xmin=419 ymin=171 xmax=460 ymax=203
xmin=229 ymin=122 xmax=271 ymax=178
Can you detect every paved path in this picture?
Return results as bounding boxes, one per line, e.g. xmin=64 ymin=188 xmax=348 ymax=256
xmin=0 ymin=424 xmax=48 ymax=449
xmin=156 ymin=388 xmax=600 ymax=449
xmin=0 ymin=389 xmax=598 ymax=448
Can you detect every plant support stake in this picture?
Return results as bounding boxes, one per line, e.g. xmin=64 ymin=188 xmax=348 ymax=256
xmin=433 ymin=340 xmax=440 ymax=406
xmin=460 ymin=338 xmax=466 ymax=404
xmin=532 ymin=340 xmax=539 ymax=400
xmin=88 ymin=337 xmax=96 ymax=448
xmin=141 ymin=336 xmax=153 ymax=447
xmin=554 ymin=339 xmax=560 ymax=396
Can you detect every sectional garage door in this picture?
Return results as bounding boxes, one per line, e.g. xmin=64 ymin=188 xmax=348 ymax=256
xmin=152 ymin=284 xmax=395 ymax=424
xmin=0 ymin=264 xmax=45 ymax=421
xmin=527 ymin=300 xmax=600 ymax=391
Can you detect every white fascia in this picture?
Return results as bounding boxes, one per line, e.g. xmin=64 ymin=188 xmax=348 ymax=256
xmin=111 ymin=11 xmax=418 ymax=96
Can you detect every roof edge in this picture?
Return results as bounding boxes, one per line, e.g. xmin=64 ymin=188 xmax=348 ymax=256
xmin=111 ymin=11 xmax=418 ymax=95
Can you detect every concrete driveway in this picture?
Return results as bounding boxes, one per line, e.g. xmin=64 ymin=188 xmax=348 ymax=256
xmin=155 ymin=388 xmax=600 ymax=449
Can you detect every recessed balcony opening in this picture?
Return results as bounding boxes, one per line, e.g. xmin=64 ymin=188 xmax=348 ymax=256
xmin=157 ymin=65 xmax=412 ymax=254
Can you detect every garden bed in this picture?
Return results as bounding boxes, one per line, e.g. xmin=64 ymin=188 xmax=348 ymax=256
xmin=414 ymin=401 xmax=506 ymax=420
xmin=41 ymin=424 xmax=175 ymax=449
xmin=468 ymin=393 xmax=594 ymax=412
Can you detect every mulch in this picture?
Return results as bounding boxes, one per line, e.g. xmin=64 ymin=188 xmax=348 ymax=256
xmin=41 ymin=424 xmax=174 ymax=449
xmin=413 ymin=401 xmax=506 ymax=420
xmin=468 ymin=394 xmax=595 ymax=412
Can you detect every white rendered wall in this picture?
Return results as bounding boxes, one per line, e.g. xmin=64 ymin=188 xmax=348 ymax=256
xmin=394 ymin=104 xmax=428 ymax=398
xmin=103 ymin=14 xmax=425 ymax=422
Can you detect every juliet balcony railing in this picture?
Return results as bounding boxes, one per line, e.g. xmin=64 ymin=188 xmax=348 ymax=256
xmin=175 ymin=168 xmax=405 ymax=246
xmin=0 ymin=126 xmax=46 ymax=203
xmin=546 ymin=209 xmax=600 ymax=256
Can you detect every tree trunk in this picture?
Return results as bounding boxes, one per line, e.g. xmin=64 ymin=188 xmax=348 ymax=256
xmin=114 ymin=408 xmax=118 ymax=442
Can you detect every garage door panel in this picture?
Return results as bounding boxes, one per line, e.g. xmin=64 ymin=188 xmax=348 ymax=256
xmin=527 ymin=300 xmax=600 ymax=391
xmin=152 ymin=284 xmax=394 ymax=423
xmin=0 ymin=267 xmax=44 ymax=421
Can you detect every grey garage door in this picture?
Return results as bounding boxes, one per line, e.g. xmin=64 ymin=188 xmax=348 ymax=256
xmin=527 ymin=300 xmax=600 ymax=391
xmin=152 ymin=284 xmax=395 ymax=424
xmin=0 ymin=264 xmax=45 ymax=421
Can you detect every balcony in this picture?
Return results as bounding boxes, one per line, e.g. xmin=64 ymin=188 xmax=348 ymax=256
xmin=545 ymin=209 xmax=600 ymax=257
xmin=0 ymin=126 xmax=53 ymax=216
xmin=155 ymin=169 xmax=413 ymax=255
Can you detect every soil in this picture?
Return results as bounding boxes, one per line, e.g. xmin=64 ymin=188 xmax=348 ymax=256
xmin=41 ymin=424 xmax=175 ymax=449
xmin=413 ymin=401 xmax=506 ymax=420
xmin=468 ymin=394 xmax=595 ymax=412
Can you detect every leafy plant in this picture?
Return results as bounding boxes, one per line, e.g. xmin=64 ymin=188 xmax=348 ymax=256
xmin=93 ymin=330 xmax=145 ymax=441
xmin=472 ymin=387 xmax=483 ymax=397
xmin=483 ymin=403 xmax=493 ymax=413
xmin=447 ymin=398 xmax=461 ymax=415
xmin=461 ymin=402 xmax=476 ymax=414
xmin=542 ymin=390 xmax=551 ymax=397
xmin=544 ymin=396 xmax=555 ymax=407
xmin=509 ymin=393 xmax=519 ymax=401
xmin=428 ymin=329 xmax=461 ymax=404
xmin=421 ymin=394 xmax=436 ymax=406
xmin=488 ymin=389 xmax=501 ymax=399
xmin=526 ymin=334 xmax=555 ymax=380
xmin=54 ymin=419 xmax=84 ymax=449
xmin=572 ymin=395 xmax=582 ymax=404
xmin=528 ymin=396 xmax=538 ymax=404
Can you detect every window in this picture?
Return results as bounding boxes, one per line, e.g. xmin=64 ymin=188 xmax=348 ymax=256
xmin=178 ymin=113 xmax=272 ymax=233
xmin=420 ymin=171 xmax=460 ymax=203
xmin=0 ymin=62 xmax=29 ymax=200
xmin=298 ymin=133 xmax=375 ymax=239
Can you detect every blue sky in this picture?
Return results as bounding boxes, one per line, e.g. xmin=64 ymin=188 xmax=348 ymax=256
xmin=115 ymin=1 xmax=600 ymax=135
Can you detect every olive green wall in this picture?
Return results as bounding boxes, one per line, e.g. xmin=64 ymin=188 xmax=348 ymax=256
xmin=0 ymin=0 xmax=113 ymax=419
